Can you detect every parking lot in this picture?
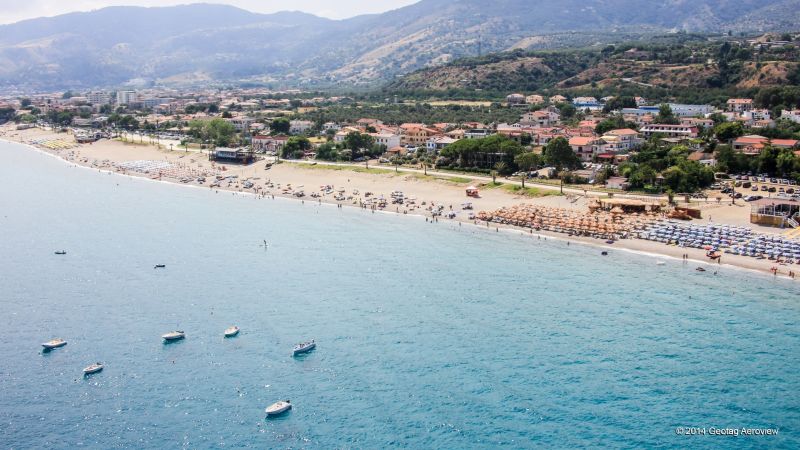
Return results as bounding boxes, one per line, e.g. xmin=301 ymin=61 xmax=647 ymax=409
xmin=709 ymin=174 xmax=800 ymax=202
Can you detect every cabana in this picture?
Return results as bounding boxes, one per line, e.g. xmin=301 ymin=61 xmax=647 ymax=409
xmin=750 ymin=198 xmax=800 ymax=228
xmin=599 ymin=198 xmax=661 ymax=214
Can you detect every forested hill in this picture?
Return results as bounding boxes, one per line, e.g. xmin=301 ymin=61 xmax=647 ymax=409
xmin=384 ymin=33 xmax=800 ymax=104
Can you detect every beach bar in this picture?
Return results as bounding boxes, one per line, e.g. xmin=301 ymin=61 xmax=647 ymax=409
xmin=209 ymin=148 xmax=255 ymax=164
xmin=750 ymin=198 xmax=800 ymax=228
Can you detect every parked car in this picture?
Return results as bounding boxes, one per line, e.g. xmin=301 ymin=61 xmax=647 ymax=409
xmin=761 ymin=185 xmax=769 ymax=191
xmin=769 ymin=187 xmax=777 ymax=193
xmin=751 ymin=186 xmax=759 ymax=191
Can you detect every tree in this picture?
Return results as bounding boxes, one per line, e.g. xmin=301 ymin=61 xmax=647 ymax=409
xmin=189 ymin=118 xmax=236 ymax=147
xmin=494 ymin=161 xmax=509 ymax=177
xmin=557 ymin=103 xmax=577 ymax=119
xmin=595 ymin=115 xmax=637 ymax=135
xmin=714 ymin=122 xmax=744 ymax=141
xmin=655 ymin=104 xmax=678 ymax=124
xmin=514 ymin=152 xmax=540 ymax=172
xmin=315 ymin=142 xmax=339 ymax=161
xmin=0 ymin=108 xmax=16 ymax=124
xmin=543 ymin=137 xmax=581 ymax=171
xmin=343 ymin=132 xmax=375 ymax=153
xmin=282 ymin=136 xmax=311 ymax=159
xmin=271 ymin=118 xmax=290 ymax=135
xmin=558 ymin=170 xmax=571 ymax=194
xmin=602 ymin=96 xmax=636 ymax=113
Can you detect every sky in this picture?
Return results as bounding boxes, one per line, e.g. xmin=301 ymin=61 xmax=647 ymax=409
xmin=0 ymin=0 xmax=420 ymax=24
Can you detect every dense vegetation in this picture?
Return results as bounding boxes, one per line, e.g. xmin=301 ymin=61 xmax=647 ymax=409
xmin=619 ymin=139 xmax=716 ymax=193
xmin=293 ymin=103 xmax=523 ymax=128
xmin=384 ymin=33 xmax=800 ymax=109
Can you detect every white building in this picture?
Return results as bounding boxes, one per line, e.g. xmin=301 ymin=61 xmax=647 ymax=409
xmin=666 ymin=103 xmax=714 ymax=117
xmin=782 ymin=110 xmax=800 ymax=124
xmin=370 ymin=132 xmax=401 ymax=149
xmin=86 ymin=91 xmax=111 ymax=105
xmin=116 ymin=91 xmax=137 ymax=106
xmin=228 ymin=117 xmax=254 ymax=132
xmin=426 ymin=136 xmax=458 ymax=152
xmin=289 ymin=120 xmax=314 ymax=134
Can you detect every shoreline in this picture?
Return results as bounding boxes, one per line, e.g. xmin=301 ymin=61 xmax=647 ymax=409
xmin=1 ymin=129 xmax=797 ymax=282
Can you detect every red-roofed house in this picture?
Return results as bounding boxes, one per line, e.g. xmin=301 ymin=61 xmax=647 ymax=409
xmin=732 ymin=135 xmax=799 ymax=155
xmin=569 ymin=136 xmax=606 ymax=162
xmin=601 ymin=128 xmax=642 ymax=151
xmin=400 ymin=124 xmax=440 ymax=146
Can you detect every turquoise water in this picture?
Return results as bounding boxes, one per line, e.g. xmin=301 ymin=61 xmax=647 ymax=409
xmin=1 ymin=142 xmax=799 ymax=449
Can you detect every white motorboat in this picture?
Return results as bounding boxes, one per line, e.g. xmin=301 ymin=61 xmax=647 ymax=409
xmin=265 ymin=400 xmax=292 ymax=416
xmin=42 ymin=339 xmax=67 ymax=350
xmin=162 ymin=331 xmax=185 ymax=341
xmin=292 ymin=340 xmax=316 ymax=356
xmin=224 ymin=326 xmax=240 ymax=338
xmin=83 ymin=363 xmax=104 ymax=375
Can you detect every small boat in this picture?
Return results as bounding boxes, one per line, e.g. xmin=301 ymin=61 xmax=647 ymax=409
xmin=224 ymin=326 xmax=240 ymax=338
xmin=656 ymin=261 xmax=666 ymax=266
xmin=696 ymin=267 xmax=706 ymax=272
xmin=42 ymin=339 xmax=67 ymax=349
xmin=154 ymin=264 xmax=166 ymax=269
xmin=83 ymin=362 xmax=104 ymax=375
xmin=54 ymin=251 xmax=67 ymax=255
xmin=265 ymin=400 xmax=292 ymax=417
xmin=162 ymin=331 xmax=185 ymax=341
xmin=292 ymin=340 xmax=316 ymax=356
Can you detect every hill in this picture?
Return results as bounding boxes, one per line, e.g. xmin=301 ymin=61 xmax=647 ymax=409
xmin=385 ymin=35 xmax=800 ymax=99
xmin=1 ymin=0 xmax=799 ymax=90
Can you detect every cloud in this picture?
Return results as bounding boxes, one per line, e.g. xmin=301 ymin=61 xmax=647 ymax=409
xmin=0 ymin=0 xmax=419 ymax=24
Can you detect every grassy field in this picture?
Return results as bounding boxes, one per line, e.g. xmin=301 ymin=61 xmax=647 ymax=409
xmin=418 ymin=100 xmax=494 ymax=107
xmin=502 ymin=184 xmax=562 ymax=197
xmin=287 ymin=162 xmax=397 ymax=175
xmin=476 ymin=181 xmax=560 ymax=197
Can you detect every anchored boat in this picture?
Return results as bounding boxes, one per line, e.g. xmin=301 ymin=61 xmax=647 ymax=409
xmin=292 ymin=340 xmax=316 ymax=356
xmin=42 ymin=339 xmax=67 ymax=350
xmin=265 ymin=400 xmax=292 ymax=417
xmin=83 ymin=363 xmax=104 ymax=375
xmin=224 ymin=326 xmax=240 ymax=338
xmin=162 ymin=331 xmax=185 ymax=341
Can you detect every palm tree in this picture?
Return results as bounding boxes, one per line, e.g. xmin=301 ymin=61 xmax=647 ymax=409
xmin=558 ymin=170 xmax=571 ymax=194
xmin=490 ymin=170 xmax=497 ymax=184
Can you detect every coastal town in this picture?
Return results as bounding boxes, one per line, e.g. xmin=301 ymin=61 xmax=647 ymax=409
xmin=2 ymin=75 xmax=800 ymax=279
xmin=3 ymin=2 xmax=800 ymax=448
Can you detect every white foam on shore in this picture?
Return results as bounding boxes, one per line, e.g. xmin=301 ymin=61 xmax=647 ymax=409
xmin=2 ymin=137 xmax=792 ymax=281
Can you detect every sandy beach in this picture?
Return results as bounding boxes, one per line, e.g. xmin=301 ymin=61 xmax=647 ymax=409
xmin=2 ymin=124 xmax=797 ymax=280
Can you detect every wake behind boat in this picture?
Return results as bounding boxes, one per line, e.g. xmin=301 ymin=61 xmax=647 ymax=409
xmin=265 ymin=400 xmax=292 ymax=417
xmin=292 ymin=340 xmax=316 ymax=356
xmin=224 ymin=326 xmax=240 ymax=338
xmin=162 ymin=331 xmax=185 ymax=341
xmin=83 ymin=362 xmax=104 ymax=375
xmin=42 ymin=338 xmax=67 ymax=350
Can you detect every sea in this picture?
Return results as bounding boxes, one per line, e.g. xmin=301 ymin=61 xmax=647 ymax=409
xmin=1 ymin=141 xmax=799 ymax=449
